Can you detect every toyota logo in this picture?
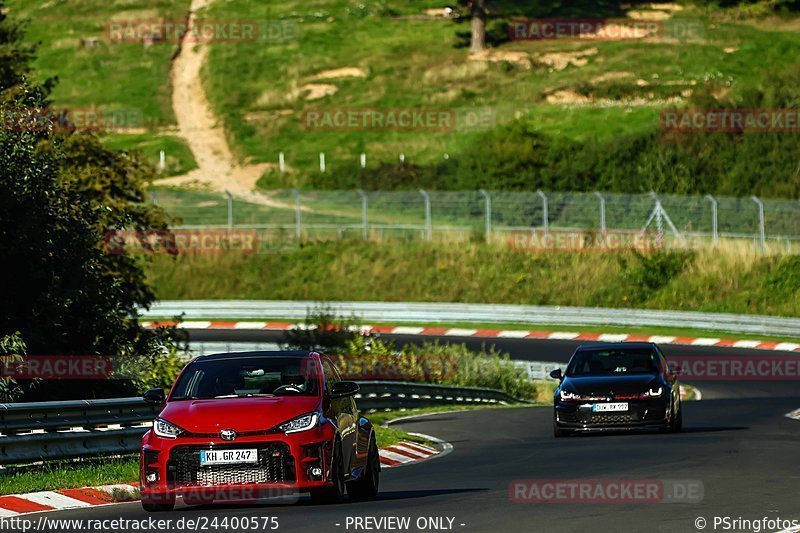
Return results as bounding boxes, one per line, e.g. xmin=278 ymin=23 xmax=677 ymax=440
xmin=220 ymin=429 xmax=237 ymax=441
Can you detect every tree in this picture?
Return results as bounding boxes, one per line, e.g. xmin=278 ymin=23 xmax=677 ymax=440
xmin=469 ymin=0 xmax=488 ymax=53
xmin=0 ymin=2 xmax=181 ymax=400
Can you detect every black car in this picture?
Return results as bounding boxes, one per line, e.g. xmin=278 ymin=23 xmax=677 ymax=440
xmin=551 ymin=342 xmax=682 ymax=437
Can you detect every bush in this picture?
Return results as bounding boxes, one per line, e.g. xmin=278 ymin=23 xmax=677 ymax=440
xmin=284 ymin=308 xmax=543 ymax=400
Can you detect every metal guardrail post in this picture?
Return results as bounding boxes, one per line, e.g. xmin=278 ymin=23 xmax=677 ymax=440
xmin=752 ymin=196 xmax=766 ymax=253
xmin=594 ymin=191 xmax=606 ymax=235
xmin=705 ymin=194 xmax=719 ymax=246
xmin=479 ymin=189 xmax=491 ymax=243
xmin=357 ymin=189 xmax=368 ymax=240
xmin=536 ymin=190 xmax=548 ymax=237
xmin=291 ymin=189 xmax=302 ymax=240
xmin=225 ymin=190 xmax=233 ymax=229
xmin=420 ymin=189 xmax=432 ymax=241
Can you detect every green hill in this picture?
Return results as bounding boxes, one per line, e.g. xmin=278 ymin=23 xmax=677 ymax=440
xmin=10 ymin=0 xmax=800 ymax=195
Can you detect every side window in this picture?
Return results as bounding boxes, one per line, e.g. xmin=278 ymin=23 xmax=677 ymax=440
xmin=322 ymin=360 xmax=337 ymax=394
xmin=654 ymin=346 xmax=669 ymax=373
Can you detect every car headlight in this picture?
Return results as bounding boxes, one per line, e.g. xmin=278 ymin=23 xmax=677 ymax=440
xmin=642 ymin=387 xmax=664 ymax=398
xmin=277 ymin=412 xmax=319 ymax=434
xmin=559 ymin=390 xmax=581 ymax=401
xmin=153 ymin=418 xmax=184 ymax=439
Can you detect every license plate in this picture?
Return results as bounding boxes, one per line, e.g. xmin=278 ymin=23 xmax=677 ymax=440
xmin=199 ymin=449 xmax=258 ymax=466
xmin=593 ymin=403 xmax=628 ymax=412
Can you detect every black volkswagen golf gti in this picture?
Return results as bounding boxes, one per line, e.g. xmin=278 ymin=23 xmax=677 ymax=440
xmin=551 ymin=342 xmax=682 ymax=437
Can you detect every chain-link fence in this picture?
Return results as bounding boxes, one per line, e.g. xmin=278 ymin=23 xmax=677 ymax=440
xmin=149 ymin=188 xmax=800 ymax=253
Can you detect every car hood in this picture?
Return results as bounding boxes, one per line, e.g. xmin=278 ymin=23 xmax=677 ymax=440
xmin=159 ymin=396 xmax=322 ymax=434
xmin=562 ymin=374 xmax=661 ymax=397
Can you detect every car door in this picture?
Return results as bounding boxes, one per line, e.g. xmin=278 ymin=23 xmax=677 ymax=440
xmin=323 ymin=359 xmax=358 ymax=474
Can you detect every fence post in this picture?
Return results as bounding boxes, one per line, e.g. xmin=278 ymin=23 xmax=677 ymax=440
xmin=360 ymin=153 xmax=366 ymax=169
xmin=536 ymin=190 xmax=548 ymax=237
xmin=420 ymin=189 xmax=432 ymax=241
xmin=357 ymin=189 xmax=368 ymax=240
xmin=279 ymin=152 xmax=285 ymax=173
xmin=752 ymin=196 xmax=766 ymax=253
xmin=479 ymin=189 xmax=491 ymax=244
xmin=225 ymin=190 xmax=233 ymax=229
xmin=291 ymin=189 xmax=302 ymax=241
xmin=319 ymin=153 xmax=326 ymax=173
xmin=594 ymin=191 xmax=606 ymax=235
xmin=705 ymin=194 xmax=719 ymax=246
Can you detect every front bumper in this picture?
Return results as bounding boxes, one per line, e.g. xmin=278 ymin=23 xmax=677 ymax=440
xmin=140 ymin=423 xmax=336 ymax=501
xmin=554 ymin=398 xmax=670 ymax=431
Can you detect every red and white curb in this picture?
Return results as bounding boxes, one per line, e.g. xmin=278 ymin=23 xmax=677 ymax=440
xmin=379 ymin=440 xmax=441 ymax=468
xmin=0 ymin=483 xmax=138 ymax=516
xmin=143 ymin=321 xmax=800 ymax=354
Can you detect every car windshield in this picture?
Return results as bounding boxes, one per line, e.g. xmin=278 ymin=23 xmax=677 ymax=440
xmin=566 ymin=348 xmax=660 ymax=377
xmin=171 ymin=357 xmax=319 ymax=400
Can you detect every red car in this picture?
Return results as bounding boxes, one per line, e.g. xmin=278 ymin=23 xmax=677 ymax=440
xmin=139 ymin=351 xmax=379 ymax=511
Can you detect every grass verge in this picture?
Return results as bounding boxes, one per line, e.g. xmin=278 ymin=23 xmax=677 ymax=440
xmin=0 ymin=456 xmax=139 ymax=497
xmin=145 ymin=241 xmax=800 ymax=318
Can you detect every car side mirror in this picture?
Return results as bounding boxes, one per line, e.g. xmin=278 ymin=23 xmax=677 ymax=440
xmin=143 ymin=387 xmax=166 ymax=405
xmin=330 ymin=381 xmax=359 ymax=399
xmin=549 ymin=368 xmax=563 ymax=381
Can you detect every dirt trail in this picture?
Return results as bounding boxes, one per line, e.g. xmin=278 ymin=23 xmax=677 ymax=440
xmin=156 ymin=0 xmax=270 ymax=193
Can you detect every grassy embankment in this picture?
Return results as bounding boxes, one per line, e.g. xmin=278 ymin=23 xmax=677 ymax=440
xmin=146 ymin=241 xmax=800 ymax=318
xmin=6 ymin=0 xmax=197 ymax=175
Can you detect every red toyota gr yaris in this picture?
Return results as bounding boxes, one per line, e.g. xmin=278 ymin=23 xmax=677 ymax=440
xmin=139 ymin=351 xmax=379 ymax=511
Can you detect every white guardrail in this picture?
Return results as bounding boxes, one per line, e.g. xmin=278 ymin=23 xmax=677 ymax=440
xmin=142 ymin=301 xmax=800 ymax=337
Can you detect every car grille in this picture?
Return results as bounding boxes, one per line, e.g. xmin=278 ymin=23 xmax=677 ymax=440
xmin=168 ymin=444 xmax=295 ymax=487
xmin=589 ymin=413 xmax=634 ymax=425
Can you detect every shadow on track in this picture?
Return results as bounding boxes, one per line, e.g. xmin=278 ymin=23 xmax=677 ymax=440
xmin=184 ymin=488 xmax=488 ymax=511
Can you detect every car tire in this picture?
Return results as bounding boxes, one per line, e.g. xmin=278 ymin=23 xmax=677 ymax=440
xmin=671 ymin=402 xmax=683 ymax=433
xmin=661 ymin=399 xmax=683 ymax=433
xmin=348 ymin=436 xmax=380 ymax=501
xmin=311 ymin=440 xmax=346 ymax=504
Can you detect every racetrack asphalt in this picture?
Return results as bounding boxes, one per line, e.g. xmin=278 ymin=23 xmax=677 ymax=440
xmin=25 ymin=330 xmax=800 ymax=533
